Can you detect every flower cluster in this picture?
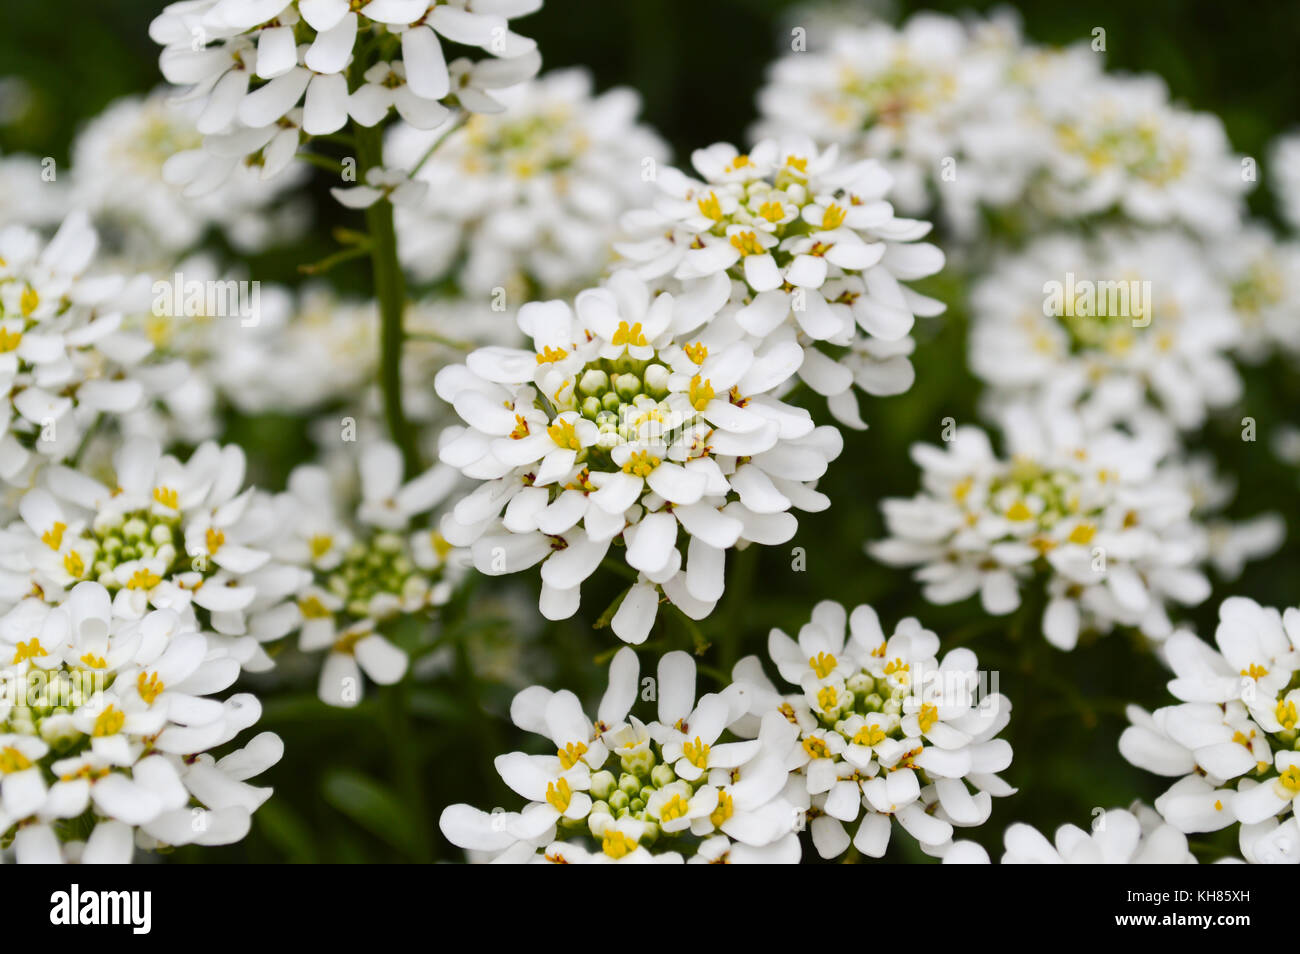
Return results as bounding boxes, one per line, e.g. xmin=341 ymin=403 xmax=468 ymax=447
xmin=0 ymin=583 xmax=281 ymax=862
xmin=439 ymin=648 xmax=803 ymax=863
xmin=1120 ymin=596 xmax=1300 ymax=863
xmin=271 ymin=440 xmax=463 ymax=706
xmin=69 ymin=91 xmax=309 ymax=260
xmin=615 ymin=135 xmax=945 ymax=430
xmin=390 ymin=68 xmax=669 ymax=297
xmin=969 ymin=229 xmax=1242 ymax=442
xmin=945 ymin=804 xmax=1196 ymax=864
xmin=731 ymin=600 xmax=1013 ymax=859
xmin=149 ymin=0 xmax=544 ymax=195
xmin=0 ymin=214 xmax=186 ymax=487
xmin=870 ymin=410 xmax=1228 ymax=649
xmin=436 ymin=271 xmax=841 ymax=643
xmin=0 ymin=436 xmax=307 ymax=670
xmin=754 ymin=11 xmax=1250 ymax=239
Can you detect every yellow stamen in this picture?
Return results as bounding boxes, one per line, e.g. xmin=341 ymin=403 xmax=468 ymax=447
xmin=93 ymin=705 xmax=126 ymax=737
xmin=809 ymin=651 xmax=838 ymax=680
xmin=12 ymin=639 xmax=47 ymax=664
xmin=697 ymin=191 xmax=723 ymax=221
xmin=536 ymin=345 xmax=568 ymax=364
xmin=821 ymin=203 xmax=847 ymax=229
xmin=205 ymin=526 xmax=225 ymax=555
xmin=688 ymin=375 xmax=715 ymax=411
xmin=546 ymin=418 xmax=581 ymax=451
xmin=42 ymin=521 xmax=67 ymax=551
xmin=621 ymin=450 xmax=660 ymax=478
xmin=729 ymin=231 xmax=764 ymax=257
xmin=545 ymin=777 xmax=572 ymax=812
xmin=611 ymin=320 xmax=648 ymax=348
xmin=152 ymin=486 xmax=179 ymax=510
xmin=137 ymin=671 xmax=165 ymax=705
xmin=126 ymin=569 xmax=162 ymax=590
xmin=557 ymin=741 xmax=588 ymax=770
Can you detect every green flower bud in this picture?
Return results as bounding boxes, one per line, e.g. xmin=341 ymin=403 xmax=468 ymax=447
xmin=581 ymin=396 xmax=603 ymax=419
xmin=614 ymin=373 xmax=642 ymax=401
xmin=650 ymin=763 xmax=677 ymax=788
xmin=643 ymin=363 xmax=670 ymax=398
xmin=589 ymin=770 xmax=617 ymax=801
xmin=618 ymin=773 xmax=641 ymax=797
xmin=601 ymin=391 xmax=622 ymax=413
xmin=578 ymin=369 xmax=610 ymax=396
xmin=621 ymin=747 xmax=655 ymax=778
xmin=608 ymin=790 xmax=630 ymax=813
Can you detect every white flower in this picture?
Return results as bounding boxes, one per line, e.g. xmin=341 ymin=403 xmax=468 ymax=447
xmin=70 ymin=91 xmax=308 ymax=257
xmin=731 ymin=600 xmax=1014 ymax=859
xmin=1120 ymin=597 xmax=1300 ymax=857
xmin=870 ymin=406 xmax=1228 ymax=649
xmin=389 ymin=68 xmax=669 ymax=296
xmin=0 ymin=214 xmax=180 ymax=484
xmin=436 ymin=271 xmax=841 ymax=643
xmin=614 ymin=135 xmax=945 ymax=429
xmin=1271 ymin=133 xmax=1300 ymax=234
xmin=272 ymin=440 xmax=463 ymax=707
xmin=330 ymin=165 xmax=429 ymax=209
xmin=1033 ymin=74 xmax=1249 ymax=235
xmin=0 ymin=436 xmax=308 ymax=671
xmin=969 ymin=230 xmax=1243 ymax=441
xmin=991 ymin=805 xmax=1196 ymax=864
xmin=0 ymin=583 xmax=281 ymax=862
xmin=1211 ymin=224 xmax=1300 ymax=365
xmin=752 ymin=11 xmax=1035 ymax=236
xmin=438 ymin=647 xmax=801 ymax=863
xmin=149 ymin=0 xmax=543 ymax=190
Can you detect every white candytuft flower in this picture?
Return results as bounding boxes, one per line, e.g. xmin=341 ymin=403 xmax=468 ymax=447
xmin=1272 ymin=133 xmax=1300 ymax=234
xmin=0 ymin=436 xmax=308 ymax=672
xmin=730 ymin=600 xmax=1014 ymax=859
xmin=272 ymin=440 xmax=462 ymax=707
xmin=435 ymin=271 xmax=842 ymax=644
xmin=753 ymin=11 xmax=1035 ymax=236
xmin=149 ymin=0 xmax=544 ymax=193
xmin=1029 ymin=74 xmax=1249 ymax=235
xmin=0 ymin=213 xmax=188 ymax=486
xmin=389 ymin=68 xmax=669 ymax=297
xmin=969 ymin=230 xmax=1243 ymax=441
xmin=438 ymin=647 xmax=803 ymax=863
xmin=944 ymin=803 xmax=1196 ymax=863
xmin=0 ymin=582 xmax=281 ymax=862
xmin=70 ymin=91 xmax=308 ymax=258
xmin=870 ymin=407 xmax=1231 ymax=650
xmin=1211 ymin=225 xmax=1300 ymax=365
xmin=1119 ymin=596 xmax=1300 ymax=862
xmin=614 ymin=135 xmax=946 ymax=430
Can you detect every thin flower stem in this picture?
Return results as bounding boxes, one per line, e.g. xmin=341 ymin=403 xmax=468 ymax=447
xmin=354 ymin=122 xmax=422 ymax=477
xmin=298 ymin=151 xmax=344 ymax=174
xmin=410 ymin=110 xmax=467 ymax=177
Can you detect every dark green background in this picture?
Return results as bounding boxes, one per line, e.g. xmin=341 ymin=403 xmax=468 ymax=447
xmin=3 ymin=0 xmax=1297 ymax=863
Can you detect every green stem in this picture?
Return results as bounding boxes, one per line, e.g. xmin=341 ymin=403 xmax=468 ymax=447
xmin=354 ymin=123 xmax=422 ymax=477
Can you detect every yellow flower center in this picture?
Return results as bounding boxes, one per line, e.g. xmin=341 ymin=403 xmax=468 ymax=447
xmin=611 ymin=320 xmax=648 ymax=348
xmin=557 ymin=741 xmax=588 ymax=770
xmin=152 ymin=486 xmax=179 ymax=510
xmin=300 ymin=595 xmax=333 ymax=619
xmin=0 ymin=327 xmax=21 ymax=352
xmin=725 ymin=154 xmax=752 ymax=172
xmin=536 ymin=345 xmax=568 ymax=364
xmin=601 ymin=829 xmax=639 ymax=859
xmin=545 ymin=777 xmax=572 ymax=812
xmin=918 ymin=703 xmax=939 ymax=734
xmin=42 ymin=521 xmax=67 ymax=551
xmin=710 ymin=790 xmax=734 ymax=827
xmin=816 ymin=686 xmax=838 ymax=712
xmin=1005 ymin=501 xmax=1033 ymax=521
xmin=622 ymin=450 xmax=660 ymax=478
xmin=821 ymin=203 xmax=847 ymax=229
xmin=729 ymin=231 xmax=765 ymax=257
xmin=546 ymin=418 xmax=581 ymax=451
xmin=1277 ymin=699 xmax=1298 ymax=731
xmin=809 ymin=651 xmax=838 ymax=679
xmin=1241 ymin=663 xmax=1268 ymax=679
xmin=309 ymin=534 xmax=334 ymax=559
xmin=205 ymin=526 xmax=225 ymax=555
xmin=80 ymin=653 xmax=107 ymax=669
xmin=802 ymin=736 xmax=830 ymax=759
xmin=697 ymin=191 xmax=723 ymax=221
xmin=126 ymin=569 xmax=162 ymax=590
xmin=137 ymin=671 xmax=165 ymax=705
xmin=659 ymin=793 xmax=690 ymax=822
xmin=20 ymin=286 xmax=39 ymax=317
xmin=1281 ymin=766 xmax=1300 ymax=794
xmin=0 ymin=746 xmax=33 ymax=773
xmin=683 ymin=736 xmax=710 ymax=769
xmin=758 ymin=200 xmax=784 ymax=222
xmin=509 ymin=414 xmax=530 ymax=440
xmin=1068 ymin=523 xmax=1096 ymax=545
xmin=688 ymin=375 xmax=715 ymax=411
xmin=853 ymin=724 xmax=887 ymax=747
xmin=93 ymin=705 xmax=126 ymax=737
xmin=683 ymin=341 xmax=708 ymax=364
xmin=12 ymin=639 xmax=47 ymax=664
xmin=63 ymin=551 xmax=85 ymax=578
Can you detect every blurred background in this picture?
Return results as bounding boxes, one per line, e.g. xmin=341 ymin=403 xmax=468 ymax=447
xmin=3 ymin=0 xmax=1297 ymax=862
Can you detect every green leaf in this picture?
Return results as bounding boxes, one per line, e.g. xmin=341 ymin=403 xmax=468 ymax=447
xmin=322 ymin=770 xmax=421 ymax=859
